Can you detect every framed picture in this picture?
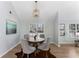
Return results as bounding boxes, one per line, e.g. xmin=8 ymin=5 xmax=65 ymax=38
xmin=60 ymin=24 xmax=65 ymax=36
xmin=6 ymin=20 xmax=17 ymax=34
xmin=60 ymin=24 xmax=65 ymax=30
xmin=69 ymin=24 xmax=75 ymax=30
xmin=69 ymin=24 xmax=75 ymax=33
xmin=37 ymin=24 xmax=44 ymax=33
xmin=30 ymin=24 xmax=36 ymax=33
xmin=30 ymin=24 xmax=44 ymax=33
xmin=69 ymin=24 xmax=76 ymax=38
xmin=69 ymin=32 xmax=75 ymax=38
xmin=77 ymin=24 xmax=79 ymax=32
xmin=60 ymin=31 xmax=65 ymax=36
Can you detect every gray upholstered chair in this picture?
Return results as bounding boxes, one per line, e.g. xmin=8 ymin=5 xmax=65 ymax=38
xmin=21 ymin=40 xmax=36 ymax=58
xmin=24 ymin=34 xmax=29 ymax=40
xmin=38 ymin=37 xmax=50 ymax=57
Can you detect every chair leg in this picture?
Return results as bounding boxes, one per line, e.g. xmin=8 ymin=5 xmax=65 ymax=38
xmin=46 ymin=51 xmax=48 ymax=58
xmin=46 ymin=49 xmax=50 ymax=58
xmin=34 ymin=52 xmax=36 ymax=56
xmin=27 ymin=54 xmax=29 ymax=58
xmin=21 ymin=53 xmax=24 ymax=58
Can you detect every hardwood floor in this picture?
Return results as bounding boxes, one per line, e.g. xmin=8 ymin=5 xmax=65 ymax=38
xmin=50 ymin=44 xmax=79 ymax=58
xmin=2 ymin=44 xmax=79 ymax=58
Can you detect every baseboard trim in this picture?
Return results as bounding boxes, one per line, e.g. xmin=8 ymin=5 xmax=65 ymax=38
xmin=50 ymin=42 xmax=75 ymax=47
xmin=0 ymin=41 xmax=21 ymax=58
xmin=54 ymin=43 xmax=60 ymax=47
xmin=50 ymin=42 xmax=60 ymax=47
xmin=50 ymin=42 xmax=54 ymax=44
xmin=59 ymin=42 xmax=74 ymax=44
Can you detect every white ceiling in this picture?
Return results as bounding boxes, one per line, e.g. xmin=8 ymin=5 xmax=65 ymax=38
xmin=11 ymin=1 xmax=79 ymax=23
xmin=11 ymin=1 xmax=60 ymax=23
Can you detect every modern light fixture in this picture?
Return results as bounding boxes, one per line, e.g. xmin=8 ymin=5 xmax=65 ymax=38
xmin=33 ymin=1 xmax=39 ymax=17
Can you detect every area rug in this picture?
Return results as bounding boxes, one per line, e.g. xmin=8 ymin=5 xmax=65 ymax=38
xmin=15 ymin=50 xmax=56 ymax=58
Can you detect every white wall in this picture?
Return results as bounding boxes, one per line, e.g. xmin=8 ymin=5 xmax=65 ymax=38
xmin=12 ymin=1 xmax=59 ymax=43
xmin=0 ymin=2 xmax=20 ymax=57
xmin=58 ymin=2 xmax=79 ymax=44
xmin=12 ymin=1 xmax=79 ymax=45
xmin=53 ymin=12 xmax=59 ymax=45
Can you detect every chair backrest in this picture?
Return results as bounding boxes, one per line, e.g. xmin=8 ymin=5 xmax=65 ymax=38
xmin=39 ymin=34 xmax=45 ymax=38
xmin=24 ymin=34 xmax=29 ymax=40
xmin=21 ymin=40 xmax=29 ymax=53
xmin=44 ymin=37 xmax=50 ymax=45
xmin=21 ymin=40 xmax=28 ymax=48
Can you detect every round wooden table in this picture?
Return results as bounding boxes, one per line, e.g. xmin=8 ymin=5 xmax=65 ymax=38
xmin=28 ymin=37 xmax=45 ymax=50
xmin=28 ymin=37 xmax=45 ymax=56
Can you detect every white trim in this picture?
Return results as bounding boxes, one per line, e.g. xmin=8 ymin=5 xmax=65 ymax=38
xmin=0 ymin=41 xmax=21 ymax=58
xmin=50 ymin=42 xmax=54 ymax=44
xmin=59 ymin=42 xmax=74 ymax=44
xmin=58 ymin=44 xmax=61 ymax=47
xmin=54 ymin=42 xmax=61 ymax=47
xmin=50 ymin=42 xmax=61 ymax=47
xmin=50 ymin=42 xmax=74 ymax=47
